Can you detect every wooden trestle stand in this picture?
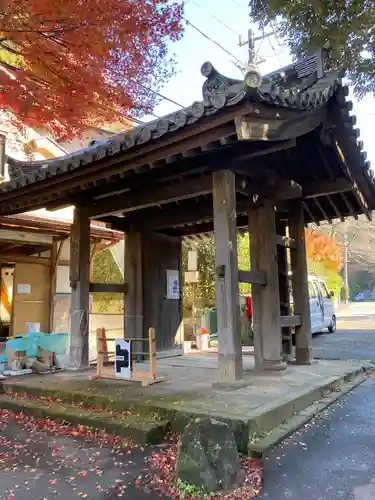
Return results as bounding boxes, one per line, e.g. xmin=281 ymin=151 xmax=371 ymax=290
xmin=91 ymin=326 xmax=164 ymax=387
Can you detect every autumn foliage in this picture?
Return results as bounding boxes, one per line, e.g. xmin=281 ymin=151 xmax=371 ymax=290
xmin=0 ymin=0 xmax=183 ymax=138
xmin=305 ymin=229 xmax=343 ymax=273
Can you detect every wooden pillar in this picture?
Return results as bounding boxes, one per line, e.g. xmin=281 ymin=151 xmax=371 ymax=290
xmin=49 ymin=238 xmax=65 ymax=332
xmin=289 ymin=202 xmax=312 ymax=365
xmin=70 ymin=206 xmax=91 ymax=369
xmin=124 ymin=231 xmax=143 ymax=355
xmin=249 ymin=202 xmax=285 ymax=371
xmin=49 ymin=238 xmax=58 ymax=332
xmin=277 ymin=218 xmax=293 ymax=362
xmin=212 ymin=170 xmax=243 ymax=382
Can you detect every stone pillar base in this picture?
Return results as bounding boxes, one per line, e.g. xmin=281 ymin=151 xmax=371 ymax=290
xmin=295 ymin=347 xmax=313 ymax=365
xmin=258 ymin=360 xmax=288 ymax=372
xmin=217 ymin=353 xmax=243 ymax=383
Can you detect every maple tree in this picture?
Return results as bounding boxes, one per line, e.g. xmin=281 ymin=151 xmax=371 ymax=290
xmin=0 ymin=0 xmax=183 ymax=138
xmin=305 ymin=228 xmax=343 ymax=273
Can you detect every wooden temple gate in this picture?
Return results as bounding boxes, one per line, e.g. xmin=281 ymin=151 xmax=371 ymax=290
xmin=1 ymin=50 xmax=374 ymax=382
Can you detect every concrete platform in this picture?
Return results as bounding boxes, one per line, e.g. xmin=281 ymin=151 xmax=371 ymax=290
xmin=1 ymin=354 xmax=370 ymax=452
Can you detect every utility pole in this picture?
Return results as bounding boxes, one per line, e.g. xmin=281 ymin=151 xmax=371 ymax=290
xmin=343 ymin=221 xmax=349 ymax=304
xmin=238 ymin=28 xmax=273 ymax=70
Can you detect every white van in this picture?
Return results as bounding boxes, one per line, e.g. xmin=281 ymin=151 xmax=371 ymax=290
xmin=308 ymin=275 xmax=336 ymax=334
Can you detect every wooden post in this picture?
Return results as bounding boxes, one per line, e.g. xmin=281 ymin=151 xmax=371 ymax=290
xmin=149 ymin=327 xmax=157 ymax=381
xmin=212 ymin=170 xmax=243 ymax=382
xmin=124 ymin=231 xmax=143 ymax=357
xmin=96 ymin=327 xmax=104 ymax=377
xmin=247 ymin=213 xmax=263 ymax=368
xmin=89 ymin=243 xmax=98 ymax=281
xmin=49 ymin=238 xmax=58 ymax=332
xmin=289 ymin=202 xmax=313 ymax=365
xmin=70 ymin=206 xmax=90 ymax=369
xmin=49 ymin=238 xmax=64 ymax=332
xmin=248 ymin=202 xmax=285 ymax=371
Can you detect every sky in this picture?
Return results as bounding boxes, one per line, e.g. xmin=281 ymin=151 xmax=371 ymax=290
xmin=143 ymin=0 xmax=375 ymax=166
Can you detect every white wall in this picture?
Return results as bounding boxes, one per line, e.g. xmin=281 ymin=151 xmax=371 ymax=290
xmin=56 ymin=266 xmax=71 ymax=294
xmin=89 ymin=313 xmax=124 ymax=363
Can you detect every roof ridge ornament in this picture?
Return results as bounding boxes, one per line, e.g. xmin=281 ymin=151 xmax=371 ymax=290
xmin=201 ymin=61 xmax=247 ymax=109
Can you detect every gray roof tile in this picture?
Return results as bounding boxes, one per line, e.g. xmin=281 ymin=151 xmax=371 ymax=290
xmin=1 ymin=50 xmax=371 ymax=197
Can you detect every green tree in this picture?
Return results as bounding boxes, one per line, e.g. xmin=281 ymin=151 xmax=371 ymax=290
xmin=237 ymin=232 xmax=251 ymax=295
xmin=248 ymin=0 xmax=375 ymax=98
xmin=308 ymin=260 xmax=343 ymax=297
xmin=182 ymin=233 xmax=252 ymax=306
xmin=92 ymin=249 xmax=124 ymax=312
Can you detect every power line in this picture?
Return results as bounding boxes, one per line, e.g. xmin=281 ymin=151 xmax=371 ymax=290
xmin=229 ymin=0 xmax=242 ymax=9
xmin=135 ymin=81 xmax=185 ymax=109
xmin=184 ymin=17 xmax=245 ymax=71
xmin=267 ymin=35 xmax=283 ymax=66
xmin=189 ymin=0 xmax=241 ymax=38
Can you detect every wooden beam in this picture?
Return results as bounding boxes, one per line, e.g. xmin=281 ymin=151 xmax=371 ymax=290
xmin=238 ymin=269 xmax=266 ymax=285
xmin=303 ymin=177 xmax=352 ymax=198
xmin=236 ymin=108 xmax=325 ymax=142
xmin=80 ymin=141 xmax=291 ymax=206
xmin=302 ymin=200 xmax=320 ymax=226
xmin=0 ymin=255 xmax=52 ymax=266
xmin=213 ymin=170 xmax=243 ymax=382
xmin=280 ymin=315 xmax=301 ymax=328
xmin=0 ymin=243 xmax=21 ymax=253
xmin=52 ymin=239 xmax=65 ymax=279
xmin=249 ymin=202 xmax=285 ymax=371
xmin=327 ymin=195 xmax=344 ymax=222
xmin=123 ymin=181 xmax=303 ymax=232
xmin=333 ymin=139 xmax=372 ymax=220
xmin=124 ymin=231 xmax=143 ymax=354
xmin=89 ymin=282 xmax=128 ymax=294
xmin=313 ymin=197 xmax=332 ymax=224
xmin=88 ymin=175 xmax=214 ymax=218
xmin=289 ymin=201 xmax=313 ymax=365
xmin=0 ymin=100 xmax=307 ymax=213
xmin=124 ymin=200 xmax=245 ymax=231
xmin=340 ymin=192 xmax=358 ymax=220
xmin=49 ymin=238 xmax=58 ymax=331
xmin=70 ymin=206 xmax=90 ymax=369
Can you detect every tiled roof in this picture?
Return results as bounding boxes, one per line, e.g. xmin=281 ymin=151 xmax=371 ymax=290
xmin=2 ymin=50 xmax=352 ymax=192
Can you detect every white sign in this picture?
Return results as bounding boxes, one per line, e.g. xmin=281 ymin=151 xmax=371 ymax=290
xmin=17 ymin=284 xmax=31 ymax=294
xmin=187 ymin=250 xmax=198 ymax=271
xmin=115 ymin=339 xmax=132 ymax=379
xmin=185 ymin=271 xmax=200 ymax=283
xmin=166 ymin=270 xmax=180 ymax=300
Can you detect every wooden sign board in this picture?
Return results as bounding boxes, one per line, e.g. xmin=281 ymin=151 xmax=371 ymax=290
xmin=115 ymin=339 xmax=132 ymax=379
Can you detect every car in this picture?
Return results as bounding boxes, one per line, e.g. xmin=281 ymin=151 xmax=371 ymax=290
xmin=308 ymin=275 xmax=336 ymax=334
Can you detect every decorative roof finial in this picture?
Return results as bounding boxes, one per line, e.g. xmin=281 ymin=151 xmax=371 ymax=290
xmin=201 ymin=61 xmax=247 ymax=109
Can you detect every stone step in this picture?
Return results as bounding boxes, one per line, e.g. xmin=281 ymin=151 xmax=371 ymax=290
xmin=0 ymin=394 xmax=170 ymax=445
xmin=2 ymin=382 xmax=168 ymax=418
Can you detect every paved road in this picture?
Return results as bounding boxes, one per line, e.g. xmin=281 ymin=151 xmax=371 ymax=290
xmin=259 ymin=377 xmax=375 ymax=500
xmin=0 ymin=413 xmax=158 ymax=500
xmin=1 ymin=325 xmax=375 ymax=500
xmin=312 ymin=322 xmax=375 ymax=362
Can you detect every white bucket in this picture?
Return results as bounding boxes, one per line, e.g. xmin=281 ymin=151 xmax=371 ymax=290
xmin=196 ymin=334 xmax=209 ymax=351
